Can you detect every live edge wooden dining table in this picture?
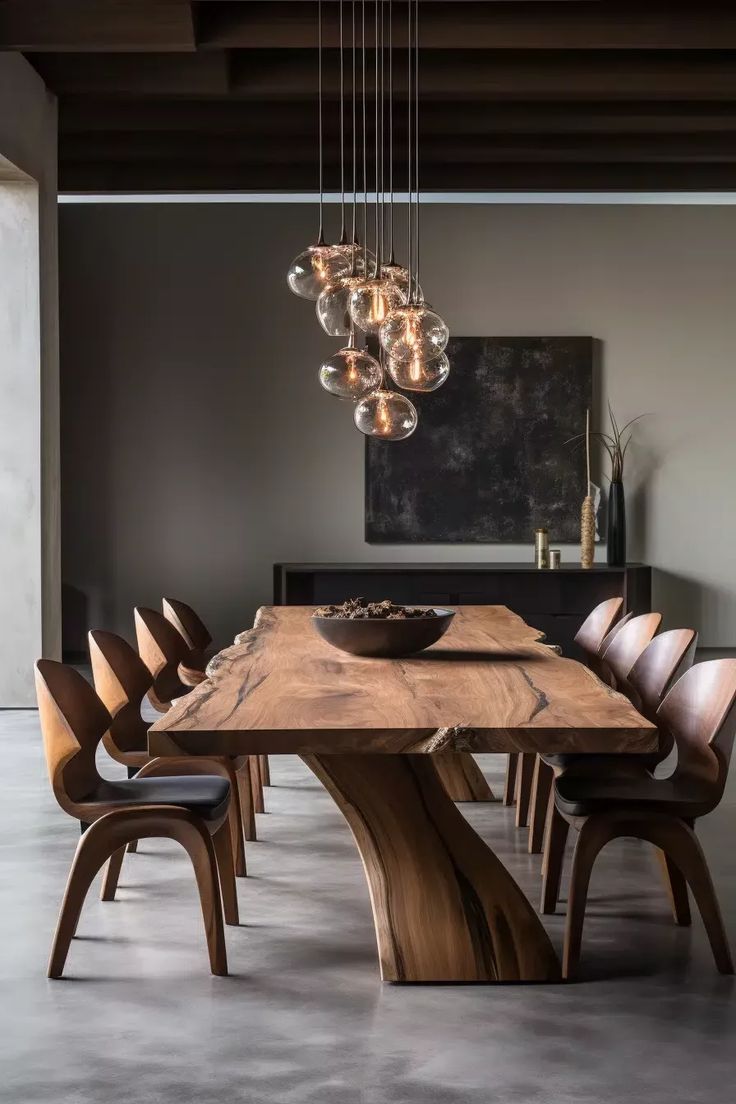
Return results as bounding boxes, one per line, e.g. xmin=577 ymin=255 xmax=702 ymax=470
xmin=148 ymin=605 xmax=657 ymax=984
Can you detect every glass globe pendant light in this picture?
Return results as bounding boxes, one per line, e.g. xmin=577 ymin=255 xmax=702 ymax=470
xmin=379 ymin=301 xmax=449 ymax=364
xmin=319 ymin=324 xmax=382 ymax=400
xmin=287 ymin=0 xmax=352 ymax=300
xmin=348 ymin=277 xmax=404 ymax=335
xmin=317 ymin=272 xmax=362 ymax=337
xmin=287 ymin=242 xmax=351 ymax=301
xmin=354 ymin=383 xmax=418 ymax=441
xmin=387 ymin=349 xmax=450 ymax=393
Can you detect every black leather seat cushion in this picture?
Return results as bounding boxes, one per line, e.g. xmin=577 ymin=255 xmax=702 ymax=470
xmin=92 ymin=776 xmax=231 ymax=821
xmin=542 ymin=750 xmax=665 ymax=772
xmin=555 ymin=771 xmax=716 ymax=819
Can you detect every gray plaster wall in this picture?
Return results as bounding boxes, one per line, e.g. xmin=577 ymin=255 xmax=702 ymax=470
xmin=59 ymin=201 xmax=736 ymax=651
xmin=0 ymin=55 xmax=59 ymax=704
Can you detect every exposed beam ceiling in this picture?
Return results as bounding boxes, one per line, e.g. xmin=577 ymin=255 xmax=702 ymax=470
xmin=3 ymin=1 xmax=736 ymax=192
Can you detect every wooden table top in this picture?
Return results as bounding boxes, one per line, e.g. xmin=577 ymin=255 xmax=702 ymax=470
xmin=148 ymin=605 xmax=657 ymax=758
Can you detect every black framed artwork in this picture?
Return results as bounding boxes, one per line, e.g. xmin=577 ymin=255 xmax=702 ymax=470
xmin=365 ymin=336 xmax=596 ymax=543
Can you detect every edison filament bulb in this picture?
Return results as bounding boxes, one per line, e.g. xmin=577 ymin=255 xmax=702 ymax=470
xmin=387 ymin=350 xmax=450 ymax=393
xmin=319 ymin=345 xmax=381 ymax=401
xmin=286 ymin=244 xmax=353 ymax=301
xmin=379 ymin=302 xmax=449 ymax=363
xmin=348 ymin=278 xmax=405 ymax=334
xmin=354 ymin=389 xmax=418 ymax=441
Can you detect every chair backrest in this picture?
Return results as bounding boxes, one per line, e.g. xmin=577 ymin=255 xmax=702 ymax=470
xmin=163 ymin=598 xmax=212 ymax=654
xmin=601 ymin=612 xmax=662 ymax=693
xmin=628 ymin=628 xmax=698 ymax=723
xmin=597 ymin=610 xmax=633 ymax=658
xmin=35 ymin=660 xmax=108 ymax=818
xmin=134 ymin=606 xmax=189 ymax=707
xmin=657 ymin=659 xmax=736 ymax=798
xmin=573 ymin=597 xmax=624 ymax=657
xmin=89 ymin=629 xmax=152 ymax=756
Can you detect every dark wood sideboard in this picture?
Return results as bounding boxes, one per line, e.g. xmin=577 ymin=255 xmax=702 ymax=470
xmin=273 ymin=562 xmax=651 ymax=659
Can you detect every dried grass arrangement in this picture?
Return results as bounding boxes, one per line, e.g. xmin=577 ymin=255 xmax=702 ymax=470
xmin=570 ymin=405 xmax=649 ymax=568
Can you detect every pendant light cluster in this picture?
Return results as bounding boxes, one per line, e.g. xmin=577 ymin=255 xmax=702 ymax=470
xmin=286 ymin=0 xmax=449 ymax=441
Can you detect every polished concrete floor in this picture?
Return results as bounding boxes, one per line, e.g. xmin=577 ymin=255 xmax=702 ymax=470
xmin=2 ymin=708 xmax=735 ymax=1104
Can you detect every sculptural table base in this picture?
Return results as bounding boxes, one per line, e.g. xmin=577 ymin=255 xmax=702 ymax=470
xmin=304 ymin=753 xmax=560 ymax=983
xmin=434 ymin=751 xmax=495 ymax=802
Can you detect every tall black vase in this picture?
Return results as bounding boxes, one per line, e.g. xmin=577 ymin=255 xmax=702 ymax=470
xmin=607 ymin=480 xmax=626 ymax=566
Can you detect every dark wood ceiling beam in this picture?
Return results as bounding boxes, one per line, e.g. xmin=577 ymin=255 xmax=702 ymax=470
xmin=197 ymin=2 xmax=736 ymax=52
xmin=59 ymin=98 xmax=736 ymax=137
xmin=58 ymin=131 xmax=736 ymax=165
xmin=9 ymin=2 xmax=736 ymax=52
xmin=0 ymin=0 xmax=196 ymax=52
xmin=29 ymin=52 xmax=230 ymax=95
xmin=32 ymin=50 xmax=736 ymax=101
xmin=229 ymin=50 xmax=736 ymax=102
xmin=58 ymin=159 xmax=736 ymax=194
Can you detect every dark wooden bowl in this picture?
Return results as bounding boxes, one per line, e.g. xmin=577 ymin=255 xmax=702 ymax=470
xmin=311 ymin=608 xmax=455 ymax=658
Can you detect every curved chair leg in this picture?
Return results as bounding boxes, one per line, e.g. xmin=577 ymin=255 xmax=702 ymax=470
xmin=528 ymin=757 xmax=554 ymax=854
xmin=259 ymin=754 xmax=271 ymax=787
xmin=540 ymin=803 xmax=569 ymax=915
xmin=236 ymin=760 xmax=257 ymax=842
xmin=503 ymin=754 xmax=518 ymax=806
xmin=49 ymin=807 xmax=227 ymax=979
xmin=540 ymin=786 xmax=554 ymax=878
xmin=639 ymin=818 xmax=733 ymax=975
xmin=100 ymin=846 xmax=126 ymax=901
xmin=212 ymin=821 xmax=239 ymax=926
xmin=656 ymin=847 xmax=691 ymax=926
xmin=563 ymin=817 xmax=619 ymax=979
xmin=250 ymin=755 xmax=265 ymax=815
xmin=515 ymin=753 xmax=535 ymax=828
xmin=221 ymin=761 xmax=247 ymax=878
xmin=133 ymin=756 xmax=247 ymax=878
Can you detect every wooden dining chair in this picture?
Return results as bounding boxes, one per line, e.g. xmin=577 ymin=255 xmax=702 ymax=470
xmin=628 ymin=627 xmax=699 ymax=726
xmin=539 ymin=623 xmax=698 ymax=909
xmin=538 ymin=613 xmax=664 ymax=887
xmin=534 ymin=612 xmax=662 ymax=872
xmin=134 ymin=606 xmax=205 ymax=709
xmin=599 ymin=612 xmax=663 ymax=694
xmin=546 ymin=659 xmax=736 ymax=979
xmin=163 ymin=598 xmax=271 ymax=797
xmin=164 ymin=597 xmax=271 ymax=797
xmin=35 ymin=659 xmax=239 ymax=978
xmin=134 ymin=610 xmax=263 ymax=835
xmin=89 ymin=629 xmax=253 ymax=869
xmin=162 ymin=597 xmax=212 ymax=657
xmin=522 ymin=612 xmax=651 ymax=851
xmin=574 ymin=596 xmax=626 ymax=672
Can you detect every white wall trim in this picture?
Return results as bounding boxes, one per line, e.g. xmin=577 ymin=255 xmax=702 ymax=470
xmin=59 ymin=191 xmax=736 ymax=206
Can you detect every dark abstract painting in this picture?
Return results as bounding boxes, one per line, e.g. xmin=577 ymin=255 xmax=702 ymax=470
xmin=366 ymin=336 xmax=595 ymax=543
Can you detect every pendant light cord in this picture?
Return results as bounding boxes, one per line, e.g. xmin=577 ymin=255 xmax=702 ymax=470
xmin=339 ymin=0 xmax=347 ymax=244
xmin=407 ymin=0 xmax=413 ymax=294
xmin=414 ymin=0 xmax=420 ymax=302
xmin=374 ymin=0 xmax=380 ymax=274
xmin=350 ymin=0 xmax=357 ymax=263
xmin=388 ymin=0 xmax=395 ymax=266
xmin=317 ymin=0 xmax=325 ymax=245
xmin=361 ymin=0 xmax=368 ymax=275
xmin=380 ymin=0 xmax=385 ymax=269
